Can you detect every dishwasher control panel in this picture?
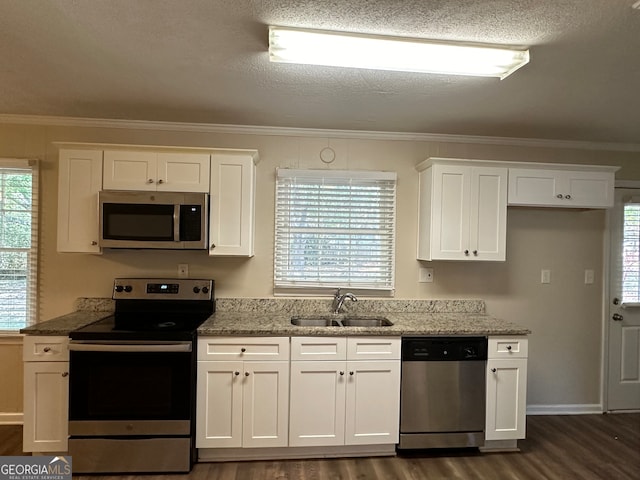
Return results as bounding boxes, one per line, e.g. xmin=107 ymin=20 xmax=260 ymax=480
xmin=402 ymin=337 xmax=487 ymax=361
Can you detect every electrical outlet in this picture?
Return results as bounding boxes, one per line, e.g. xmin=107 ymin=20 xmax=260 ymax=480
xmin=541 ymin=269 xmax=551 ymax=284
xmin=178 ymin=264 xmax=189 ymax=278
xmin=419 ymin=267 xmax=434 ymax=283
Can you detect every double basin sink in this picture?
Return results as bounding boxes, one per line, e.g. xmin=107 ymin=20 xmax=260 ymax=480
xmin=291 ymin=315 xmax=393 ymax=328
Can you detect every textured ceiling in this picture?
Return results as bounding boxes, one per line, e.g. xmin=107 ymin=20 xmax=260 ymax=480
xmin=1 ymin=0 xmax=639 ymax=145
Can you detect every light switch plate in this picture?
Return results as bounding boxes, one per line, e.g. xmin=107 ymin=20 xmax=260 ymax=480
xmin=585 ymin=269 xmax=595 ymax=284
xmin=541 ymin=269 xmax=551 ymax=284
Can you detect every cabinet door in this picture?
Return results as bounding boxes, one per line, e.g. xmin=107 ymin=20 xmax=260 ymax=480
xmin=209 ymin=154 xmax=257 ymax=256
xmin=469 ymin=167 xmax=507 ymax=261
xmin=156 ymin=153 xmax=210 ymax=193
xmin=507 ymin=168 xmax=560 ymax=207
xmin=345 ymin=360 xmax=400 ymax=445
xmin=565 ymin=170 xmax=615 ymax=208
xmin=431 ymin=165 xmax=471 ymax=260
xmin=242 ymin=361 xmax=289 ymax=448
xmin=23 ymin=362 xmax=69 ymax=452
xmin=103 ymin=150 xmax=157 ymax=191
xmin=508 ymin=168 xmax=614 ymax=208
xmin=289 ymin=361 xmax=346 ymax=447
xmin=485 ymin=358 xmax=528 ymax=440
xmin=196 ymin=361 xmax=243 ymax=448
xmin=57 ymin=149 xmax=102 ymax=253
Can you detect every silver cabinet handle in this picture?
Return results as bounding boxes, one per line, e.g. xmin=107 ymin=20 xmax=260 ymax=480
xmin=565 ymin=194 xmax=571 ymax=199
xmin=612 ymin=313 xmax=624 ymax=321
xmin=556 ymin=194 xmax=563 ymax=199
xmin=158 ymin=179 xmax=164 ymax=184
xmin=147 ymin=179 xmax=154 ymax=184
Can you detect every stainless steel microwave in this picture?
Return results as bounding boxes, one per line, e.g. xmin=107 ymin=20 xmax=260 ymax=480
xmin=99 ymin=191 xmax=208 ymax=249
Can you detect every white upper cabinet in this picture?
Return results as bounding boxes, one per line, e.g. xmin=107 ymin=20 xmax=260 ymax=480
xmin=57 ymin=149 xmax=103 ymax=253
xmin=417 ymin=159 xmax=507 ymax=262
xmin=103 ymin=150 xmax=210 ymax=192
xmin=209 ymin=152 xmax=258 ymax=257
xmin=508 ymin=166 xmax=616 ymax=208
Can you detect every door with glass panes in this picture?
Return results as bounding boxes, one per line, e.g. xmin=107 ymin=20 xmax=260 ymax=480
xmin=607 ymin=187 xmax=640 ymax=410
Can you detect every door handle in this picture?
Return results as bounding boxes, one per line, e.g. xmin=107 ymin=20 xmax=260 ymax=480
xmin=612 ymin=313 xmax=624 ymax=322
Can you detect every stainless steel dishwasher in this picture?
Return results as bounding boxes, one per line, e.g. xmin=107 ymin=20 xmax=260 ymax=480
xmin=399 ymin=337 xmax=488 ymax=449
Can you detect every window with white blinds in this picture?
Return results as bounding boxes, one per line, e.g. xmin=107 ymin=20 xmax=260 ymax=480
xmin=622 ymin=200 xmax=640 ymax=303
xmin=274 ymin=169 xmax=396 ymax=294
xmin=0 ymin=159 xmax=38 ymax=331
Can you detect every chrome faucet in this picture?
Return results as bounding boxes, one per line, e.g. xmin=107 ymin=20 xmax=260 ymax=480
xmin=332 ymin=288 xmax=357 ymax=314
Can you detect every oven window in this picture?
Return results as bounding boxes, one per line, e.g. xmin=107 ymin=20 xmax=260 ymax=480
xmin=103 ymin=203 xmax=174 ymax=241
xmin=69 ymin=351 xmax=192 ymax=421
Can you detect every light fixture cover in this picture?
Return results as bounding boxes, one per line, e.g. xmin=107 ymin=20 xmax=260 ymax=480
xmin=269 ymin=26 xmax=530 ymax=79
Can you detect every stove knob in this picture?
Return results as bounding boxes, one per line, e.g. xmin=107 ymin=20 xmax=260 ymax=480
xmin=202 ymin=286 xmax=209 ymax=294
xmin=124 ymin=285 xmax=133 ymax=293
xmin=193 ymin=287 xmax=201 ymax=294
xmin=115 ymin=285 xmax=124 ymax=293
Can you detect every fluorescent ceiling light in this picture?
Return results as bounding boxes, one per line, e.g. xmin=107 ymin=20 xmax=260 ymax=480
xmin=269 ymin=26 xmax=530 ymax=80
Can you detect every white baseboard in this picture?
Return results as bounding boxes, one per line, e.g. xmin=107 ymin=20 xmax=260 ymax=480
xmin=527 ymin=404 xmax=603 ymax=415
xmin=0 ymin=412 xmax=23 ymax=425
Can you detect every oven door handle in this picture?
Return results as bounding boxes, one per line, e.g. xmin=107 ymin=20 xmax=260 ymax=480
xmin=68 ymin=342 xmax=192 ymax=353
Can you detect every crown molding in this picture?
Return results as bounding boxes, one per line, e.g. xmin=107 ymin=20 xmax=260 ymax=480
xmin=1 ymin=114 xmax=639 ymax=153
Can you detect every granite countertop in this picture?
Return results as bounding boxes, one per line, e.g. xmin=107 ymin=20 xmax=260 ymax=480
xmin=20 ymin=297 xmax=531 ymax=337
xmin=197 ymin=311 xmax=530 ymax=336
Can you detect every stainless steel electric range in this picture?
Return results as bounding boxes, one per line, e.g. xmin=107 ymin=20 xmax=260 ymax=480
xmin=68 ymin=278 xmax=214 ymax=474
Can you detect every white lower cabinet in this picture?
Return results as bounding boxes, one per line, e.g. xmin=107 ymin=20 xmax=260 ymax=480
xmin=196 ymin=337 xmax=289 ymax=448
xmin=485 ymin=337 xmax=528 ymax=441
xmin=289 ymin=337 xmax=401 ymax=447
xmin=23 ymin=336 xmax=69 ymax=452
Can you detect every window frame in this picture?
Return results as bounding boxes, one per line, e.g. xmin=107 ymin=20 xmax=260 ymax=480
xmin=274 ymin=168 xmax=396 ymax=296
xmin=0 ymin=158 xmax=38 ymax=332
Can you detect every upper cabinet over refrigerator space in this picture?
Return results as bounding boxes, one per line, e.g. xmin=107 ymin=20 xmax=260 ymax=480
xmin=507 ymin=165 xmax=617 ymax=209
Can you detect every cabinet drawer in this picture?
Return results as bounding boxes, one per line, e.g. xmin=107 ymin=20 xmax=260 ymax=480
xmin=347 ymin=337 xmax=401 ymax=360
xmin=23 ymin=336 xmax=69 ymax=362
xmin=488 ymin=337 xmax=528 ymax=358
xmin=291 ymin=337 xmax=347 ymax=361
xmin=198 ymin=337 xmax=289 ymax=361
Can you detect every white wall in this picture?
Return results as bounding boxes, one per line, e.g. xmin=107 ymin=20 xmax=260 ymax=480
xmin=1 ymin=118 xmax=639 ymax=412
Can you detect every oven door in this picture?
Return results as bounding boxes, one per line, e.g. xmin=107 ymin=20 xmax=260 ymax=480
xmin=68 ymin=341 xmax=194 ymax=437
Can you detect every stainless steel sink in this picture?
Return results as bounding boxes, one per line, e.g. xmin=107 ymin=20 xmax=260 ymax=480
xmin=339 ymin=317 xmax=393 ymax=327
xmin=291 ymin=316 xmax=341 ymax=327
xmin=291 ymin=316 xmax=393 ymax=327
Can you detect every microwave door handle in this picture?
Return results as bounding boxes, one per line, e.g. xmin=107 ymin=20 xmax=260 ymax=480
xmin=174 ymin=204 xmax=180 ymax=242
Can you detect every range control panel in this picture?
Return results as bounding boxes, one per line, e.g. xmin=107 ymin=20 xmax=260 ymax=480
xmin=113 ymin=278 xmax=213 ymax=300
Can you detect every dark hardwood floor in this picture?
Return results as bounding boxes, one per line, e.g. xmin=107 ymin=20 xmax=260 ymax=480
xmin=2 ymin=414 xmax=638 ymax=479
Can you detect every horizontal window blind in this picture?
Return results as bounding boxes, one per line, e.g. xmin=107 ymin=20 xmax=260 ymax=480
xmin=275 ymin=169 xmax=396 ymax=293
xmin=0 ymin=159 xmax=38 ymax=331
xmin=622 ymin=200 xmax=640 ymax=303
